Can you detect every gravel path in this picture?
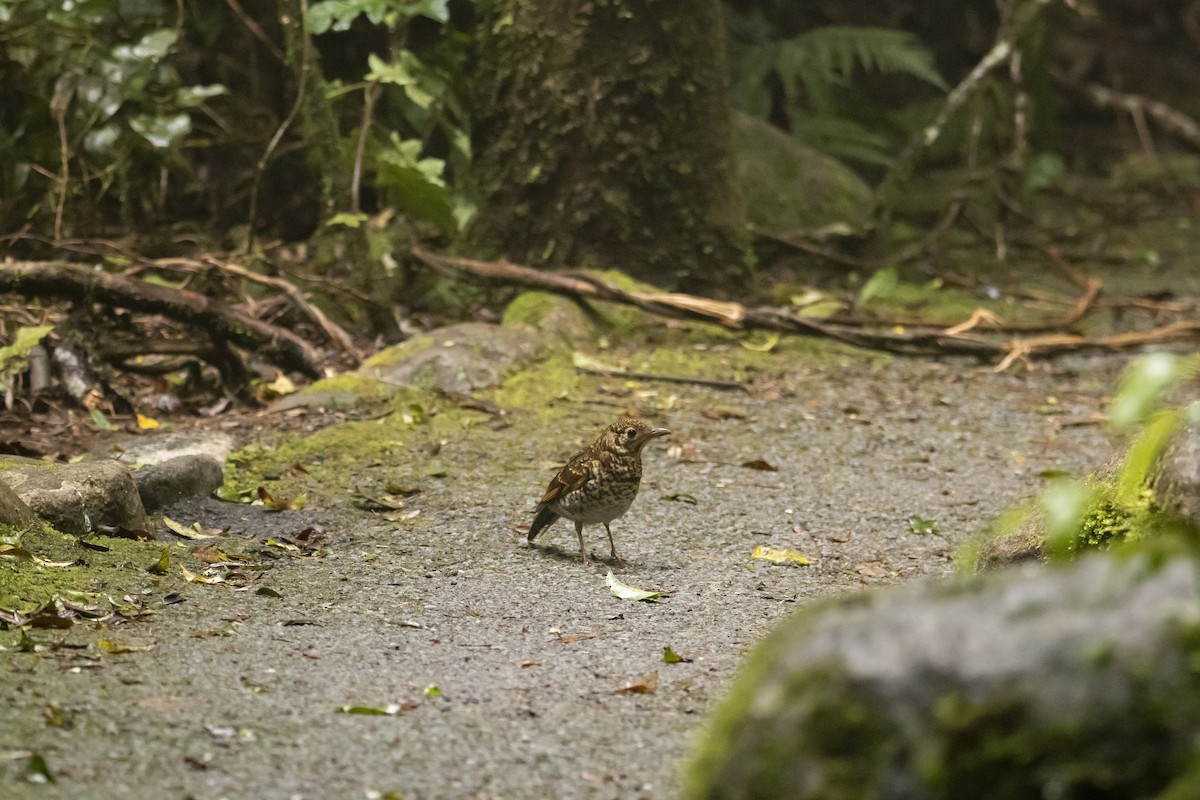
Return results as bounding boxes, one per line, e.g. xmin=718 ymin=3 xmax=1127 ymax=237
xmin=2 ymin=348 xmax=1124 ymax=799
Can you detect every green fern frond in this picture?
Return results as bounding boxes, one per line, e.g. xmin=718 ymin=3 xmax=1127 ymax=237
xmin=784 ymin=26 xmax=949 ymax=91
xmin=790 ymin=114 xmax=897 ymax=167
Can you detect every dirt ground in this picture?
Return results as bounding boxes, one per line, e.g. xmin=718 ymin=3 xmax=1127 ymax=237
xmin=0 ymin=339 xmax=1126 ymax=799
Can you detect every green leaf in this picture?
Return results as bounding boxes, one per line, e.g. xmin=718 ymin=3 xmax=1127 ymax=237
xmin=337 ymin=704 xmax=403 ymax=715
xmin=1042 ymin=479 xmax=1094 ymax=557
xmin=422 ymin=684 xmax=442 ymax=697
xmin=857 ymin=266 xmax=899 ymax=306
xmin=25 ymin=753 xmax=55 ymax=784
xmin=1108 ymin=353 xmax=1181 ymax=432
xmin=177 ymin=84 xmax=227 ymax=108
xmin=907 ymin=514 xmax=939 ymax=535
xmin=147 ymin=547 xmax=170 ymax=574
xmin=129 ymin=113 xmax=191 ymax=149
xmin=214 ymin=485 xmax=255 ymax=503
xmin=662 ymin=646 xmax=692 ymax=664
xmin=90 ymin=408 xmax=115 ymax=431
xmin=606 ymin=571 xmax=661 ymax=602
xmin=114 ymin=29 xmax=178 ymax=63
xmin=255 ymin=587 xmax=282 ymax=599
xmin=0 ymin=325 xmax=52 ymax=382
xmin=325 ymin=212 xmax=369 ymax=229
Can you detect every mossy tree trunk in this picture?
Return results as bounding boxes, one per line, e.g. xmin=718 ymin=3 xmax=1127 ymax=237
xmin=465 ymin=0 xmax=752 ymax=291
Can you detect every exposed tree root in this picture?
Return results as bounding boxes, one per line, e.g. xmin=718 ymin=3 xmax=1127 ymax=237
xmin=0 ymin=260 xmax=324 ymax=380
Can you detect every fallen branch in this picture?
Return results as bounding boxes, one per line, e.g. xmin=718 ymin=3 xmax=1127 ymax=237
xmin=0 ymin=260 xmax=324 ymax=378
xmin=150 ymin=256 xmax=360 ymax=361
xmin=408 ymin=245 xmax=1200 ymax=365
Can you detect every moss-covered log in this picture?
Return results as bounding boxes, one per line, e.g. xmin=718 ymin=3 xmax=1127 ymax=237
xmin=465 ymin=0 xmax=752 ymax=291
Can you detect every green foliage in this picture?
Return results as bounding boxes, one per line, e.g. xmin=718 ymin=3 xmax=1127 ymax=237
xmin=729 ymin=21 xmax=946 ymax=167
xmin=1042 ymin=352 xmax=1200 ymax=557
xmin=0 ymin=0 xmax=225 ymax=232
xmin=309 ymin=0 xmax=449 ymax=33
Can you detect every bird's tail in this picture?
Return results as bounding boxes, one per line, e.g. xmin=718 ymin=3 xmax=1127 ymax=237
xmin=527 ymin=506 xmax=559 ymax=542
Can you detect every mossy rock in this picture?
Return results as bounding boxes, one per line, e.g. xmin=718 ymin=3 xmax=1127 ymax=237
xmin=685 ymin=552 xmax=1200 ymax=800
xmin=731 ymin=112 xmax=874 ymax=236
xmin=964 ymin=411 xmax=1200 ymax=571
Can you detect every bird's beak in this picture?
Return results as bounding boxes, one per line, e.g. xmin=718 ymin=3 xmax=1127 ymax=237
xmin=648 ymin=427 xmax=671 ymax=439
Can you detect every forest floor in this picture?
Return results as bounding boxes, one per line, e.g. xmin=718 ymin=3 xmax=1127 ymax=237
xmin=4 ymin=183 xmax=1199 ymax=798
xmin=0 ymin=336 xmax=1127 ymax=799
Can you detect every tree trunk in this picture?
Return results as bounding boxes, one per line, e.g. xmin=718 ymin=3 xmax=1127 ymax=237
xmin=465 ymin=0 xmax=752 ymax=291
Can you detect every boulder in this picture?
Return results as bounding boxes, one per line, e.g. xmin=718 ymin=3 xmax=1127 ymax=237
xmin=134 ymin=455 xmax=224 ymax=511
xmin=0 ymin=479 xmax=38 ymax=531
xmin=90 ymin=431 xmax=236 ymax=467
xmin=686 ymin=553 xmax=1200 ymax=800
xmin=0 ymin=457 xmax=147 ymax=535
xmin=359 ymin=322 xmax=544 ymax=394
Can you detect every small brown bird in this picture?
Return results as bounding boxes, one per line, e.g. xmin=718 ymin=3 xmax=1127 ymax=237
xmin=527 ymin=417 xmax=671 ymax=564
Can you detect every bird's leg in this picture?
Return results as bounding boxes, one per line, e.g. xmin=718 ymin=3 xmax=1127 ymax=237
xmin=604 ymin=523 xmax=623 ymax=564
xmin=575 ymin=521 xmax=591 ymax=564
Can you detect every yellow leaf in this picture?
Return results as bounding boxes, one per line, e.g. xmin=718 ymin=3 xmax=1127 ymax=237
xmin=98 ymin=640 xmax=153 ymax=654
xmin=136 ymin=413 xmax=160 ymax=430
xmin=752 ymin=545 xmax=814 ymax=566
xmin=740 ymin=333 xmax=780 ymax=352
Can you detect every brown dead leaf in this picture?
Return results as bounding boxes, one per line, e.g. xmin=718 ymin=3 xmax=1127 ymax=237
xmin=740 ymin=458 xmax=779 ymax=472
xmin=702 ymin=406 xmax=748 ymax=421
xmin=854 ymin=561 xmax=890 ymax=578
xmin=614 ymin=671 xmax=659 ymax=695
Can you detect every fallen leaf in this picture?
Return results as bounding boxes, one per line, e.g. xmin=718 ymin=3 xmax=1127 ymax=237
xmin=259 ymin=486 xmax=306 ymax=512
xmin=739 ymin=333 xmax=780 ymax=352
xmin=614 ymin=671 xmax=659 ymax=695
xmin=423 ymin=684 xmax=442 ymax=698
xmin=255 ymin=587 xmax=282 ymax=599
xmin=740 ymin=459 xmax=778 ymax=472
xmin=163 ymin=516 xmax=220 ymax=540
xmin=97 ymin=640 xmax=153 ymax=654
xmin=147 ymin=547 xmax=170 ymax=575
xmin=213 ymin=485 xmax=255 ymax=503
xmin=182 ymin=566 xmax=225 ymax=584
xmin=606 ymin=571 xmax=661 ymax=602
xmin=907 ymin=514 xmax=940 ymax=535
xmin=661 ymin=493 xmax=698 ymax=505
xmin=662 ymin=646 xmax=692 ymax=664
xmin=337 ymin=704 xmax=408 ymax=716
xmin=751 ymin=545 xmax=813 ymax=566
xmin=24 ymin=753 xmax=55 ymax=784
xmin=555 ymin=632 xmax=597 ymax=644
xmin=136 ymin=413 xmax=160 ymax=430
xmin=385 ymin=481 xmax=422 ymax=496
xmin=855 ymin=561 xmax=890 ymax=578
xmin=702 ymin=406 xmax=749 ymax=421
xmin=89 ymin=409 xmax=114 ymax=431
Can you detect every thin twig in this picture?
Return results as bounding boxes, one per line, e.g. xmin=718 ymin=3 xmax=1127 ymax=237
xmin=575 ymin=367 xmax=747 ymax=392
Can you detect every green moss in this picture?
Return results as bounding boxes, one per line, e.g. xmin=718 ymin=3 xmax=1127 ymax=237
xmin=501 ymin=290 xmax=570 ymax=329
xmin=0 ymin=523 xmax=185 ymax=612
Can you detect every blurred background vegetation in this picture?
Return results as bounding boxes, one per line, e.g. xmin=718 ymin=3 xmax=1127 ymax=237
xmin=1 ymin=0 xmax=1198 ymax=378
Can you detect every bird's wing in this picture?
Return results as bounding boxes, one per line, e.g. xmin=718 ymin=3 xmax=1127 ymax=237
xmin=538 ymin=449 xmax=592 ymax=508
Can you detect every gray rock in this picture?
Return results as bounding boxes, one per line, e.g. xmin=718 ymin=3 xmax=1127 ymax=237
xmin=359 ymin=322 xmax=544 ymax=394
xmin=502 ymin=290 xmax=595 ymax=346
xmin=134 ymin=455 xmax=224 ymax=511
xmin=90 ymin=431 xmax=236 ymax=467
xmin=686 ymin=554 xmax=1200 ymax=800
xmin=1155 ymin=418 xmax=1200 ymax=526
xmin=0 ymin=457 xmax=147 ymax=535
xmin=0 ymin=479 xmax=38 ymax=531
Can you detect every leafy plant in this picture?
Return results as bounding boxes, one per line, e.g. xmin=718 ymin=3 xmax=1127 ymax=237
xmin=729 ymin=21 xmax=947 ymax=166
xmin=0 ymin=0 xmax=225 ymax=233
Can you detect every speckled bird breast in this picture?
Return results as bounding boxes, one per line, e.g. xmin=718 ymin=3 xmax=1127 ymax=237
xmin=550 ymin=457 xmax=642 ymax=524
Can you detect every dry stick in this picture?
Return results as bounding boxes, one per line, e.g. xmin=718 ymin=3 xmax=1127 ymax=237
xmin=152 ymin=256 xmax=360 ymax=360
xmin=575 ymin=367 xmax=746 ymax=392
xmin=0 ymin=261 xmax=324 ymax=378
xmin=407 ymin=245 xmax=1200 ymax=364
xmin=1073 ymin=80 xmax=1200 ymax=151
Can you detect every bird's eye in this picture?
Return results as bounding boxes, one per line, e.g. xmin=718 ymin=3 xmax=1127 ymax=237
xmin=626 ymin=428 xmax=637 ymax=439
